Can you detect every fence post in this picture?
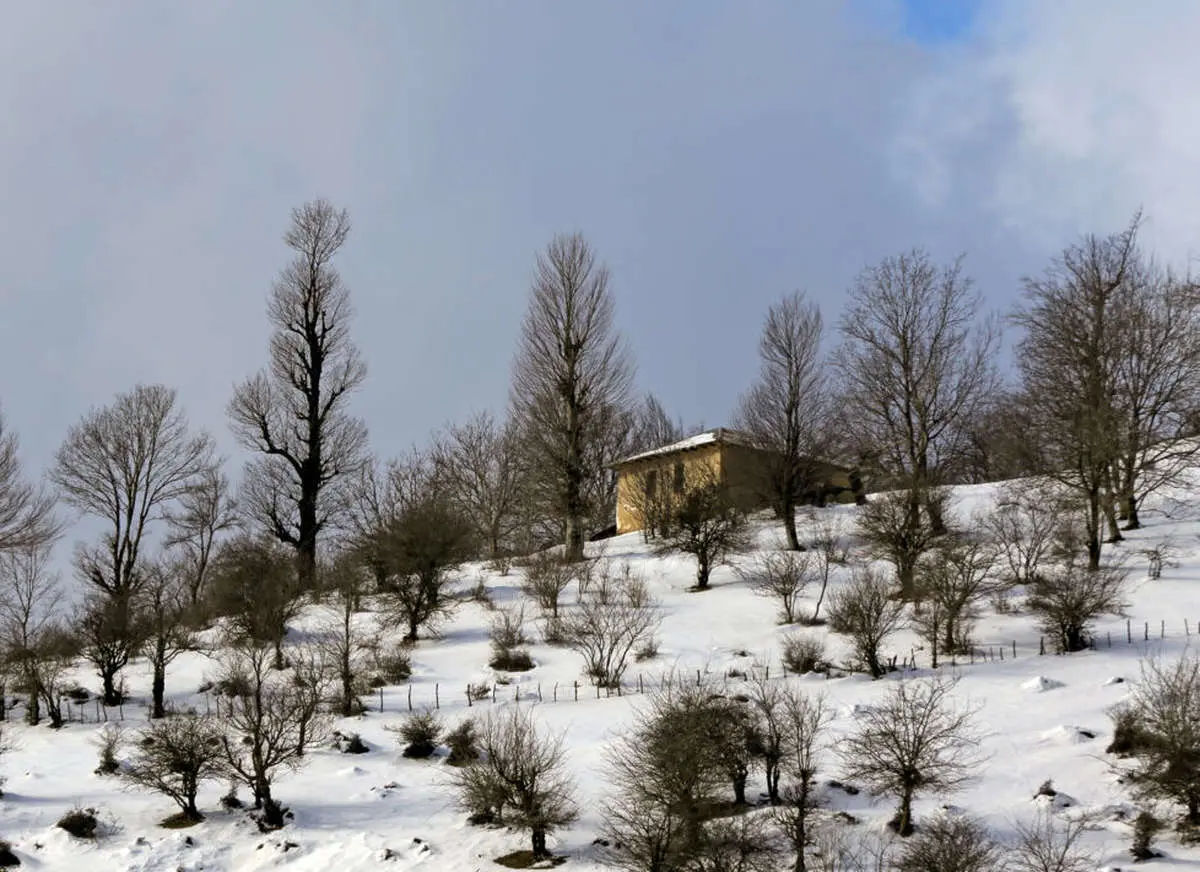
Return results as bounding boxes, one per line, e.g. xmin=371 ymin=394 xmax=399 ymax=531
xmin=435 ymin=683 xmax=440 ymax=710
xmin=407 ymin=683 xmax=412 ymax=712
xmin=492 ymin=684 xmax=497 ymax=704
xmin=553 ymin=682 xmax=558 ymax=702
xmin=999 ymin=646 xmax=1004 ymax=662
xmin=1012 ymin=640 xmax=1017 ymax=659
xmin=638 ymin=674 xmax=643 ymax=695
xmin=574 ymin=681 xmax=579 ymax=702
xmin=1107 ymin=631 xmax=1112 ymax=648
xmin=515 ymin=685 xmax=519 ymax=703
xmin=538 ymin=683 xmax=543 ymax=702
xmin=1039 ymin=636 xmax=1045 ymax=655
xmin=1144 ymin=621 xmax=1149 ymax=641
xmin=1187 ymin=619 xmax=1191 ymax=637
xmin=1127 ymin=619 xmax=1132 ymax=644
xmin=466 ymin=686 xmax=472 ymax=708
xmin=765 ymin=664 xmax=769 ymax=680
xmin=1161 ymin=620 xmax=1165 ymax=640
xmin=696 ymin=669 xmax=701 ymax=687
xmin=380 ymin=687 xmax=384 ymax=712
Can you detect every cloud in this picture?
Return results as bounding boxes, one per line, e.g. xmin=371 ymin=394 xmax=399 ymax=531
xmin=894 ymin=0 xmax=1200 ymax=263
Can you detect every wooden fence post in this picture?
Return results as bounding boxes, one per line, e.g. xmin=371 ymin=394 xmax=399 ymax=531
xmin=435 ymin=683 xmax=440 ymax=710
xmin=407 ymin=683 xmax=412 ymax=712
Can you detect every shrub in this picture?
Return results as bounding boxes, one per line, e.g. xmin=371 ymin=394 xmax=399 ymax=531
xmin=119 ymin=716 xmax=224 ymax=822
xmin=373 ymin=644 xmax=413 ymax=685
xmin=521 ymin=551 xmax=577 ymax=617
xmin=826 ymin=567 xmax=905 ymax=678
xmin=445 ymin=719 xmax=480 ymax=766
xmin=490 ymin=648 xmax=535 ymax=672
xmin=57 ymin=807 xmax=99 ymax=839
xmin=782 ymin=633 xmax=827 ymax=675
xmin=93 ymin=723 xmax=124 ymax=776
xmin=1106 ymin=703 xmax=1149 ymax=757
xmin=490 ymin=604 xmax=530 ymax=650
xmin=1131 ymin=810 xmax=1164 ymax=861
xmin=0 ymin=839 xmax=18 ymax=868
xmin=634 ymin=636 xmax=660 ymax=662
xmin=468 ymin=682 xmax=491 ymax=702
xmin=340 ymin=732 xmax=369 ymax=754
xmin=398 ymin=709 xmax=442 ymax=759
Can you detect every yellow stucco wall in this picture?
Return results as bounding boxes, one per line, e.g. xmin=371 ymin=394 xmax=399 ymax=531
xmin=614 ymin=444 xmax=723 ymax=534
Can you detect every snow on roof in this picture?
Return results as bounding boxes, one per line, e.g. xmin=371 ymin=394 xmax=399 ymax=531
xmin=611 ymin=427 xmax=756 ymax=468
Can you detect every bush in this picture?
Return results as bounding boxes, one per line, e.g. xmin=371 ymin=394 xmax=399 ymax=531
xmin=339 ymin=732 xmax=369 ymax=754
xmin=374 ymin=644 xmax=413 ymax=685
xmin=634 ymin=636 xmax=660 ymax=662
xmin=1131 ymin=810 xmax=1164 ymax=860
xmin=93 ymin=723 xmax=124 ymax=776
xmin=782 ymin=633 xmax=827 ymax=675
xmin=57 ymin=807 xmax=99 ymax=839
xmin=0 ymin=839 xmax=17 ymax=868
xmin=1107 ymin=703 xmax=1150 ymax=757
xmin=490 ymin=648 xmax=535 ymax=672
xmin=468 ymin=682 xmax=491 ymax=702
xmin=445 ymin=719 xmax=480 ymax=766
xmin=398 ymin=710 xmax=442 ymax=759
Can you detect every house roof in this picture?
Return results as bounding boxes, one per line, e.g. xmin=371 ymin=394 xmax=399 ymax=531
xmin=610 ymin=427 xmax=757 ymax=469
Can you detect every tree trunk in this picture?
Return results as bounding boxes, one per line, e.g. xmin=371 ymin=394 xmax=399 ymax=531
xmin=897 ymin=556 xmax=917 ymax=601
xmin=101 ymin=665 xmax=122 ymax=707
xmin=25 ymin=681 xmax=40 ymax=726
xmin=782 ymin=491 xmax=801 ymax=552
xmin=1086 ymin=489 xmax=1103 ymax=571
xmin=894 ymin=790 xmax=915 ymax=837
xmin=151 ymin=659 xmax=166 ymax=719
xmin=1123 ymin=495 xmax=1142 ymax=530
xmin=531 ymin=826 xmax=548 ymax=858
xmin=273 ymin=637 xmax=285 ymax=670
xmin=696 ymin=557 xmax=711 ymax=590
xmin=733 ymin=771 xmax=748 ymax=805
xmin=766 ymin=761 xmax=781 ymax=805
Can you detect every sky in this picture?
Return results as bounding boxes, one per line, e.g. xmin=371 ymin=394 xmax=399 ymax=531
xmin=2 ymin=0 xmax=1199 ymax=547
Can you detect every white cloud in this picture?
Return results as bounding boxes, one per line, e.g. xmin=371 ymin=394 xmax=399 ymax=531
xmin=895 ymin=0 xmax=1200 ymax=263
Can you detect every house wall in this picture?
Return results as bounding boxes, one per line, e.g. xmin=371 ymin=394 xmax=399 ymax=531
xmin=614 ymin=444 xmax=722 ymax=534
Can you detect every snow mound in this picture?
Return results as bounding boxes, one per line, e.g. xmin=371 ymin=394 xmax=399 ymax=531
xmin=1022 ymin=675 xmax=1066 ymax=693
xmin=337 ymin=765 xmax=369 ymax=777
xmin=1103 ymin=676 xmax=1126 ymax=686
xmin=1034 ymin=790 xmax=1078 ymax=811
xmin=1041 ymin=725 xmax=1098 ymax=744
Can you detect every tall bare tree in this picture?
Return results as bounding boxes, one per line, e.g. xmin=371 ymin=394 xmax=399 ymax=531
xmin=836 ymin=249 xmax=998 ymax=538
xmin=0 ymin=544 xmax=62 ymax=725
xmin=510 ymin=233 xmax=634 ymax=561
xmin=0 ymin=408 xmax=60 ymax=554
xmin=736 ymin=291 xmax=829 ymax=550
xmin=229 ymin=199 xmax=368 ymax=589
xmin=433 ymin=411 xmax=523 ymax=560
xmin=52 ymin=384 xmax=214 ymax=704
xmin=1108 ymin=259 xmax=1200 ymax=530
xmin=164 ymin=466 xmax=238 ymax=605
xmin=1014 ymin=215 xmax=1141 ymax=569
xmin=139 ymin=558 xmax=196 ymax=719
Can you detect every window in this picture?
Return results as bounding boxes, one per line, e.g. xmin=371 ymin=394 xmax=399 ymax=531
xmin=644 ymin=469 xmax=658 ymax=498
xmin=673 ymin=461 xmax=686 ymax=493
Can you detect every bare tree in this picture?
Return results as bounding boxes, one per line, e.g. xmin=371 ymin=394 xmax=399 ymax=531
xmin=318 ymin=555 xmax=369 ymax=716
xmin=839 ymin=674 xmax=985 ymax=836
xmin=0 ymin=408 xmax=60 ymax=554
xmin=808 ymin=510 xmax=848 ymax=623
xmin=164 ymin=466 xmax=238 ymax=605
xmin=434 ymin=411 xmax=523 ymax=560
xmin=120 ymin=714 xmax=225 ymax=821
xmin=510 ymin=233 xmax=634 ymax=562
xmin=217 ymin=641 xmax=331 ymax=829
xmin=1117 ymin=652 xmax=1200 ymax=824
xmin=228 ymin=199 xmax=369 ymax=589
xmin=52 ymin=384 xmax=213 ymax=704
xmin=139 ymin=559 xmax=197 ymax=718
xmin=375 ymin=491 xmax=474 ymax=642
xmin=825 ymin=567 xmax=906 ymax=678
xmin=736 ymin=291 xmax=830 ymax=550
xmin=856 ymin=487 xmax=948 ymax=600
xmin=741 ymin=550 xmax=818 ymax=624
xmin=985 ymin=483 xmax=1062 ymax=588
xmin=451 ymin=705 xmax=579 ymax=858
xmin=520 ymin=551 xmax=577 ymax=618
xmin=1108 ymin=259 xmax=1200 ymax=529
xmin=770 ymin=688 xmax=831 ymax=872
xmin=207 ymin=534 xmax=303 ymax=668
xmin=601 ymin=678 xmax=733 ymax=871
xmin=913 ymin=537 xmax=996 ymax=660
xmin=0 ymin=544 xmax=62 ymax=725
xmin=1009 ymin=809 xmax=1096 ymax=872
xmin=654 ymin=468 xmax=751 ymax=590
xmin=628 ymin=393 xmax=687 ymax=455
xmin=894 ymin=814 xmax=1004 ymax=872
xmin=1014 ymin=215 xmax=1141 ymax=569
xmin=1026 ymin=549 xmax=1126 ymax=653
xmin=836 ymin=249 xmax=999 ymax=535
xmin=562 ymin=566 xmax=660 ymax=687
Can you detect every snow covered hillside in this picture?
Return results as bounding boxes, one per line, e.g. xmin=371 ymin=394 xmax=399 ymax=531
xmin=2 ymin=479 xmax=1200 ymax=871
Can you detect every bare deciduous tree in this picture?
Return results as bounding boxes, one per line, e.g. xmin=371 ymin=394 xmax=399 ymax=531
xmin=895 ymin=813 xmax=1004 ymax=872
xmin=770 ymin=688 xmax=831 ymax=872
xmin=1009 ymin=809 xmax=1096 ymax=872
xmin=208 ymin=534 xmax=304 ymax=668
xmin=913 ymin=537 xmax=996 ymax=661
xmin=217 ymin=642 xmax=331 ymax=829
xmin=741 ymin=550 xmax=817 ymax=624
xmin=629 ymin=393 xmax=688 ymax=455
xmin=563 ymin=566 xmax=659 ymax=687
xmin=654 ymin=468 xmax=751 ymax=590
xmin=139 ymin=559 xmax=197 ymax=718
xmin=52 ymin=385 xmax=213 ymax=704
xmin=451 ymin=705 xmax=578 ymax=858
xmin=839 ymin=675 xmax=985 ymax=836
xmin=229 ymin=200 xmax=369 ymax=589
xmin=0 ymin=544 xmax=62 ymax=725
xmin=985 ymin=483 xmax=1062 ymax=588
xmin=433 ymin=411 xmax=523 ymax=561
xmin=1118 ymin=652 xmax=1200 ymax=824
xmin=520 ymin=551 xmax=577 ymax=618
xmin=164 ymin=466 xmax=238 ymax=605
xmin=825 ymin=567 xmax=906 ymax=678
xmin=0 ymin=408 xmax=60 ymax=554
xmin=1014 ymin=215 xmax=1140 ymax=569
xmin=318 ymin=555 xmax=369 ymax=716
xmin=121 ymin=714 xmax=225 ymax=821
xmin=836 ymin=249 xmax=999 ymax=536
xmin=510 ymin=233 xmax=634 ymax=562
xmin=856 ymin=488 xmax=948 ymax=600
xmin=1026 ymin=550 xmax=1126 ymax=653
xmin=808 ymin=510 xmax=848 ymax=623
xmin=736 ymin=291 xmax=830 ymax=551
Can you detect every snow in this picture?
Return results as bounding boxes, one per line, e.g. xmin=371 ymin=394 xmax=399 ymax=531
xmin=2 ymin=478 xmax=1200 ymax=869
xmin=610 ymin=427 xmax=752 ymax=467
